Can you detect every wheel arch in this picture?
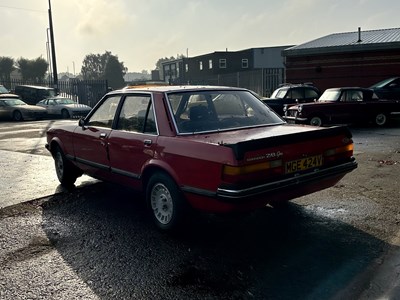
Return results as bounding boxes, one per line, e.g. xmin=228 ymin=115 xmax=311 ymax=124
xmin=308 ymin=112 xmax=326 ymax=120
xmin=48 ymin=137 xmax=66 ymax=157
xmin=141 ymin=161 xmax=181 ymax=192
xmin=61 ymin=108 xmax=70 ymax=118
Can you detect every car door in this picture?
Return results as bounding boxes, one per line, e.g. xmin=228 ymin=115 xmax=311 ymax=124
xmin=46 ymin=99 xmax=59 ymax=115
xmin=0 ymin=100 xmax=8 ymax=119
xmin=72 ymin=95 xmax=121 ymax=177
xmin=107 ymin=93 xmax=158 ymax=190
xmin=330 ymin=90 xmax=365 ymax=124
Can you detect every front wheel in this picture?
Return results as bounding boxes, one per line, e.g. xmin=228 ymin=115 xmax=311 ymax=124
xmin=61 ymin=109 xmax=70 ymax=119
xmin=13 ymin=110 xmax=23 ymax=121
xmin=54 ymin=146 xmax=81 ymax=186
xmin=310 ymin=116 xmax=323 ymax=126
xmin=374 ymin=113 xmax=387 ymax=126
xmin=146 ymin=172 xmax=188 ymax=231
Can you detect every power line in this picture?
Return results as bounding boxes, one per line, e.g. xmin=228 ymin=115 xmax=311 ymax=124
xmin=0 ymin=5 xmax=46 ymax=13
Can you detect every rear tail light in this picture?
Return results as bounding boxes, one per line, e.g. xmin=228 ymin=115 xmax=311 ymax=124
xmin=324 ymin=143 xmax=354 ymax=162
xmin=222 ymin=159 xmax=283 ymax=183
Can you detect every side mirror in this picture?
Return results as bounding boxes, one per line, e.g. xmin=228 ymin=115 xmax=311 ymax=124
xmin=78 ymin=117 xmax=86 ymax=128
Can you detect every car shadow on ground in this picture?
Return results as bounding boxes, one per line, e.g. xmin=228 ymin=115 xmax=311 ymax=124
xmin=40 ymin=182 xmax=395 ymax=300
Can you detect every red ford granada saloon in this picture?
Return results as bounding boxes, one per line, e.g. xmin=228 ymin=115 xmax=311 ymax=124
xmin=46 ymin=85 xmax=357 ymax=230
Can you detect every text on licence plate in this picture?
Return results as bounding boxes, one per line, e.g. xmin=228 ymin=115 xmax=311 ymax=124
xmin=286 ymin=155 xmax=323 ymax=173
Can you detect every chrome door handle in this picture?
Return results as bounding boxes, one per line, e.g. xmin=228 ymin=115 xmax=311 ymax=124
xmin=144 ymin=139 xmax=152 ymax=146
xmin=100 ymin=132 xmax=107 ymax=138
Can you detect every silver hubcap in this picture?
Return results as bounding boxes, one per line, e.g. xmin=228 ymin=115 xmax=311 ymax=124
xmin=310 ymin=117 xmax=322 ymax=126
xmin=151 ymin=183 xmax=173 ymax=225
xmin=55 ymin=152 xmax=64 ymax=180
xmin=376 ymin=114 xmax=386 ymax=125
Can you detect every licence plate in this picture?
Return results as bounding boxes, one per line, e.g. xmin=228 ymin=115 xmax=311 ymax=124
xmin=286 ymin=155 xmax=323 ymax=173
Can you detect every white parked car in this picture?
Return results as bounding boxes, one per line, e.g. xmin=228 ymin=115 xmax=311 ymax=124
xmin=37 ymin=97 xmax=92 ymax=119
xmin=0 ymin=95 xmax=46 ymax=121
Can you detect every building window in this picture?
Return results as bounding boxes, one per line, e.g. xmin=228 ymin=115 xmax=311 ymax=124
xmin=185 ymin=63 xmax=189 ymax=72
xmin=171 ymin=64 xmax=176 ymax=76
xmin=199 ymin=61 xmax=203 ymax=71
xmin=209 ymin=59 xmax=213 ymax=69
xmin=219 ymin=59 xmax=226 ymax=69
xmin=242 ymin=59 xmax=249 ymax=68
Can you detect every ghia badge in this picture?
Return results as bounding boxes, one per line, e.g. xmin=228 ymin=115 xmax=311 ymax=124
xmin=247 ymin=151 xmax=283 ymax=162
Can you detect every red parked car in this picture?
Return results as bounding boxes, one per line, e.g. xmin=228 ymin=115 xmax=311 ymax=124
xmin=46 ymin=86 xmax=357 ymax=230
xmin=284 ymin=87 xmax=400 ymax=126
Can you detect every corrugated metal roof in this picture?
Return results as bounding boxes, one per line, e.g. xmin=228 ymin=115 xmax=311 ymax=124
xmin=284 ymin=27 xmax=400 ymax=56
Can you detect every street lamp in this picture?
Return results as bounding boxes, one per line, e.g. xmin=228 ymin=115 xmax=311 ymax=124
xmin=48 ymin=0 xmax=58 ymax=90
xmin=46 ymin=28 xmax=52 ymax=82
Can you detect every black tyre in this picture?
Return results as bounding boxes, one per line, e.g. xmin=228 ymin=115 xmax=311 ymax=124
xmin=146 ymin=172 xmax=188 ymax=231
xmin=13 ymin=110 xmax=23 ymax=121
xmin=309 ymin=116 xmax=323 ymax=126
xmin=269 ymin=200 xmax=290 ymax=209
xmin=54 ymin=146 xmax=81 ymax=186
xmin=374 ymin=113 xmax=387 ymax=126
xmin=61 ymin=109 xmax=70 ymax=119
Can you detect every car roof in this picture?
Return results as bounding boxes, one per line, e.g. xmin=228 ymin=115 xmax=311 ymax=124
xmin=15 ymin=85 xmax=54 ymax=90
xmin=0 ymin=93 xmax=20 ymax=99
xmin=324 ymin=87 xmax=373 ymax=92
xmin=277 ymin=83 xmax=316 ymax=88
xmin=113 ymin=85 xmax=248 ymax=94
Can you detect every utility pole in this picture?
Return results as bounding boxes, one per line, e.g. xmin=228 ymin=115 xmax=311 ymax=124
xmin=48 ymin=0 xmax=58 ymax=90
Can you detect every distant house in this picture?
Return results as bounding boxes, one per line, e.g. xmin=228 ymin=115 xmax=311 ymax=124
xmin=283 ymin=27 xmax=400 ymax=91
xmin=162 ymin=46 xmax=292 ymax=96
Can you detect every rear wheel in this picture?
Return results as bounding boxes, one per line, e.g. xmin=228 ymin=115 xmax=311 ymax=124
xmin=13 ymin=110 xmax=23 ymax=121
xmin=374 ymin=113 xmax=387 ymax=126
xmin=146 ymin=172 xmax=188 ymax=231
xmin=309 ymin=116 xmax=323 ymax=126
xmin=54 ymin=146 xmax=81 ymax=186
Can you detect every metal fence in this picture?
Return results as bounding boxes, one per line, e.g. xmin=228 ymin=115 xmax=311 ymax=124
xmin=185 ymin=68 xmax=285 ymax=97
xmin=1 ymin=79 xmax=108 ymax=107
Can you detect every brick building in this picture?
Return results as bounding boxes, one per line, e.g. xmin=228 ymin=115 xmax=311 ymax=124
xmin=283 ymin=27 xmax=400 ymax=91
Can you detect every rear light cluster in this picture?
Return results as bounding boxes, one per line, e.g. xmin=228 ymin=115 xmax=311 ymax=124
xmin=221 ymin=141 xmax=354 ymax=185
xmin=222 ymin=159 xmax=283 ymax=184
xmin=323 ymin=142 xmax=354 ymax=163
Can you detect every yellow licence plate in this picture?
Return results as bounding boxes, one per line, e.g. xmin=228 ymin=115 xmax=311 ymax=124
xmin=286 ymin=155 xmax=323 ymax=174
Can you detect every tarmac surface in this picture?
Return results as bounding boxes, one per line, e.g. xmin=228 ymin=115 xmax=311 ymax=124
xmin=0 ymin=121 xmax=400 ymax=299
xmin=0 ymin=149 xmax=95 ymax=209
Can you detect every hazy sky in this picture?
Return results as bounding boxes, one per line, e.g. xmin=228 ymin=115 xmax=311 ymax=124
xmin=1 ymin=0 xmax=399 ymax=74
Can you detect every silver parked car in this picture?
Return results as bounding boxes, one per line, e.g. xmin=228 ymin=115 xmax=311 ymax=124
xmin=0 ymin=95 xmax=47 ymax=121
xmin=36 ymin=97 xmax=92 ymax=119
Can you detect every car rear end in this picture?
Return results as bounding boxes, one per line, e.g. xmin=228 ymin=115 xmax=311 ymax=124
xmin=183 ymin=125 xmax=357 ymax=212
